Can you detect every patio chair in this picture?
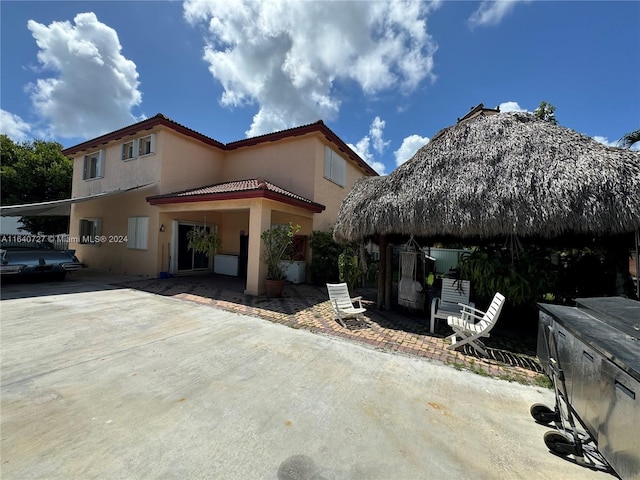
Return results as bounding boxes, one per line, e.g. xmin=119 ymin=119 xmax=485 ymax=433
xmin=326 ymin=283 xmax=367 ymax=328
xmin=446 ymin=292 xmax=505 ymax=357
xmin=429 ymin=279 xmax=471 ymax=334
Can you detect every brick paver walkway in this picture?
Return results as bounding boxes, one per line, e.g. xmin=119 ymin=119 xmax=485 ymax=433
xmin=117 ymin=275 xmax=546 ymax=386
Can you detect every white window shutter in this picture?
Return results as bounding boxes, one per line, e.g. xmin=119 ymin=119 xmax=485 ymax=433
xmin=138 ymin=217 xmax=148 ymax=249
xmin=335 ymin=154 xmax=346 ymax=186
xmin=97 ymin=150 xmax=105 ymax=177
xmin=149 ymin=133 xmax=156 ymax=154
xmin=127 ymin=217 xmax=148 ymax=249
xmin=324 ymin=146 xmax=332 ymax=179
xmin=127 ymin=217 xmax=136 ymax=248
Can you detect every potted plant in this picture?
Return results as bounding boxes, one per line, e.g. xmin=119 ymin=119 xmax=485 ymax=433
xmin=261 ymin=222 xmax=300 ymax=297
xmin=186 ymin=226 xmax=221 ymax=258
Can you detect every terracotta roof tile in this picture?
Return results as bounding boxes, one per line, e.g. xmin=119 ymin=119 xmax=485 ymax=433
xmin=147 ymin=178 xmax=325 ymax=213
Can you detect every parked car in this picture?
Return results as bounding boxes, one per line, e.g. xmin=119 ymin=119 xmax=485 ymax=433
xmin=0 ymin=239 xmax=83 ymax=280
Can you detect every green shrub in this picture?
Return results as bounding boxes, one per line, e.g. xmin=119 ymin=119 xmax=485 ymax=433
xmin=338 ymin=248 xmax=360 ymax=291
xmin=458 ymin=244 xmax=557 ymax=308
xmin=309 ymin=230 xmax=342 ymax=285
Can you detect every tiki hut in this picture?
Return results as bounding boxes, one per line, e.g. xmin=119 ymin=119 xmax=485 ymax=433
xmin=334 ymin=110 xmax=640 ymax=306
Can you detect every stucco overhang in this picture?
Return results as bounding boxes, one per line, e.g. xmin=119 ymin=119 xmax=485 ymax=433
xmin=146 ymin=178 xmax=326 ymax=213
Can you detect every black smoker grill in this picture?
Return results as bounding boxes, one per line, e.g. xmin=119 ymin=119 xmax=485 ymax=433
xmin=533 ymin=297 xmax=640 ymax=479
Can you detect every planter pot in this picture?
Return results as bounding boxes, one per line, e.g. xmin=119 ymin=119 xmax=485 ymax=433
xmin=265 ymin=279 xmax=286 ymax=298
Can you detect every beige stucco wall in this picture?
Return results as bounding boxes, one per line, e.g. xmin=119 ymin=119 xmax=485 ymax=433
xmin=222 ymin=136 xmax=316 ymax=199
xmin=69 ymin=188 xmax=159 ymax=277
xmin=312 ymin=141 xmax=370 ymax=233
xmin=71 ymin=131 xmax=162 ymax=198
xmin=159 ymin=128 xmax=224 ymax=194
xmin=222 ymin=132 xmax=373 ymax=235
xmin=216 ymin=210 xmax=250 ymax=255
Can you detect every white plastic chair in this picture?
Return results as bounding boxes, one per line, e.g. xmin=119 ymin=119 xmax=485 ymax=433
xmin=446 ymin=292 xmax=505 ymax=357
xmin=429 ymin=279 xmax=471 ymax=334
xmin=326 ymin=283 xmax=367 ymax=328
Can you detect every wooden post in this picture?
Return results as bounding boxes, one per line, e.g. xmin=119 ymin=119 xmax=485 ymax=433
xmin=377 ymin=235 xmax=386 ymax=309
xmin=385 ymin=243 xmax=392 ymax=310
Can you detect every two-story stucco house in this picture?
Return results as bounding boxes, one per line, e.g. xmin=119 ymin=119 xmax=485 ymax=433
xmin=62 ymin=114 xmax=377 ymax=295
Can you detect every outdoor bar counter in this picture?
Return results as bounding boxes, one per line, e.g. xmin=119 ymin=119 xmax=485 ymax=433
xmin=537 ymin=297 xmax=640 ymax=479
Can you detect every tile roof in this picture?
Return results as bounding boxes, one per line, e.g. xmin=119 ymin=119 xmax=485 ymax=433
xmin=146 ymin=178 xmax=325 ymax=213
xmin=62 ymin=114 xmax=378 ymax=177
xmin=62 ymin=114 xmax=226 ymax=155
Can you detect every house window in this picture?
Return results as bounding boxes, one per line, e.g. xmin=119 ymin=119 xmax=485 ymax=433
xmin=83 ymin=150 xmax=104 ymax=180
xmin=122 ymin=140 xmax=135 ymax=161
xmin=79 ymin=218 xmax=101 ymax=244
xmin=138 ymin=134 xmax=156 ymax=156
xmin=127 ymin=216 xmax=148 ymax=250
xmin=324 ymin=146 xmax=346 ymax=187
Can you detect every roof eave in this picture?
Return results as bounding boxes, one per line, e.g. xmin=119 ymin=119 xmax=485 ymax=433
xmin=147 ymin=190 xmax=325 ymax=213
xmin=226 ymin=121 xmax=378 ymax=177
xmin=62 ymin=114 xmax=226 ymax=156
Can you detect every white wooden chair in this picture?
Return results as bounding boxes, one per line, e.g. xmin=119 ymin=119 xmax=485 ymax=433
xmin=326 ymin=283 xmax=367 ymax=328
xmin=446 ymin=292 xmax=505 ymax=357
xmin=429 ymin=279 xmax=471 ymax=334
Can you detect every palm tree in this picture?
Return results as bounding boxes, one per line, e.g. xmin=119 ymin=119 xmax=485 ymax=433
xmin=618 ymin=128 xmax=640 ymax=149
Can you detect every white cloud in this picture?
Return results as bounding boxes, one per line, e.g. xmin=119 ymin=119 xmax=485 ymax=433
xmin=26 ymin=12 xmax=142 ymax=139
xmin=347 ymin=116 xmax=391 ymax=175
xmin=184 ymin=0 xmax=439 ymax=137
xmin=592 ymin=135 xmax=618 ymax=148
xmin=592 ymin=135 xmax=639 ymax=151
xmin=468 ymin=0 xmax=531 ymax=28
xmin=394 ymin=134 xmax=429 ymax=166
xmin=0 ymin=110 xmax=32 ymax=142
xmin=499 ymin=101 xmax=528 ymax=113
xmin=370 ymin=116 xmax=390 ymax=154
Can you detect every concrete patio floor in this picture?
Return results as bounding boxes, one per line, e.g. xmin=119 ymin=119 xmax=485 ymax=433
xmin=112 ymin=272 xmax=545 ymax=386
xmin=0 ymin=270 xmax=614 ymax=479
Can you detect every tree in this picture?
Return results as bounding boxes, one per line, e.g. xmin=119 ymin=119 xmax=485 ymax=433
xmin=618 ymin=128 xmax=640 ymax=149
xmin=0 ymin=135 xmax=73 ymax=234
xmin=533 ymin=100 xmax=558 ymax=125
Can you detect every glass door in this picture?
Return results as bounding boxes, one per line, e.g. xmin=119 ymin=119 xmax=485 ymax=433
xmin=177 ymin=223 xmax=212 ymax=272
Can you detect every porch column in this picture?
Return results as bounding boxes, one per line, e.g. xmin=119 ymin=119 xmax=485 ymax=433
xmin=245 ymin=202 xmax=271 ymax=295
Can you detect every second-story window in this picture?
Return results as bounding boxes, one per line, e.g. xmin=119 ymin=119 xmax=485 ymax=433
xmin=121 ymin=134 xmax=156 ymax=161
xmin=138 ymin=134 xmax=155 ymax=156
xmin=122 ymin=141 xmax=135 ymax=160
xmin=83 ymin=150 xmax=104 ymax=180
xmin=324 ymin=146 xmax=346 ymax=187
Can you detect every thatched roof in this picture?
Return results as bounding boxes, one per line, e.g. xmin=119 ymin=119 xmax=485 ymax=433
xmin=334 ymin=112 xmax=640 ymax=243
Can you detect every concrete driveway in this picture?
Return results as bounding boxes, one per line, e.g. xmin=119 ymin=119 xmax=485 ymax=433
xmin=1 ymin=274 xmax=613 ymax=479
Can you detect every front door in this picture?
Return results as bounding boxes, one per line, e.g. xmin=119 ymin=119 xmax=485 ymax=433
xmin=238 ymin=233 xmax=249 ymax=278
xmin=177 ymin=223 xmax=211 ymax=272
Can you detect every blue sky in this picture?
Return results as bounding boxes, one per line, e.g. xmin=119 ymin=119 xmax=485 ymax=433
xmin=1 ymin=0 xmax=639 ymax=176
